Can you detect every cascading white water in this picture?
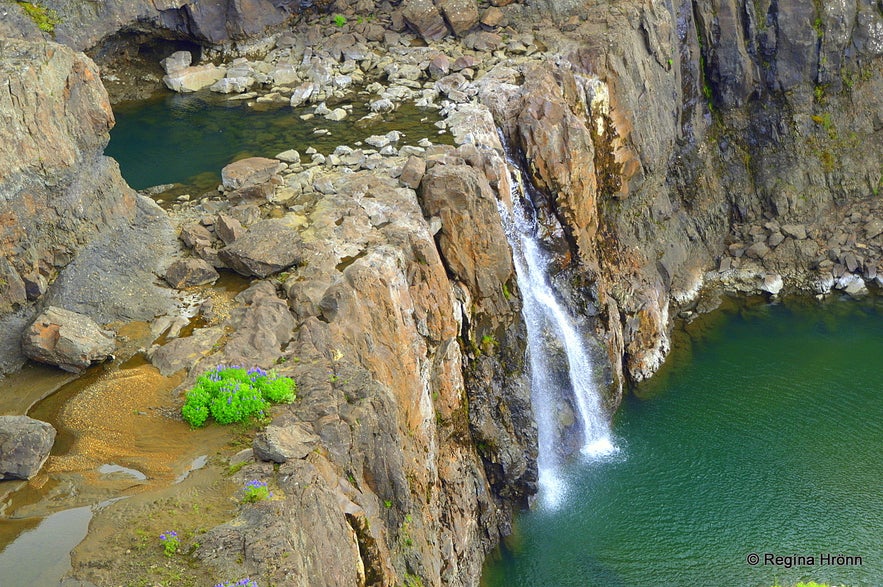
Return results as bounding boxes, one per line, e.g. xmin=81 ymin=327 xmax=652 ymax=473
xmin=498 ymin=149 xmax=616 ymax=508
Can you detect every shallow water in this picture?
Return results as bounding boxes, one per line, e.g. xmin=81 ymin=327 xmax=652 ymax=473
xmin=482 ymin=297 xmax=883 ymax=587
xmin=0 ymin=276 xmax=251 ymax=585
xmin=106 ymin=91 xmax=449 ymax=192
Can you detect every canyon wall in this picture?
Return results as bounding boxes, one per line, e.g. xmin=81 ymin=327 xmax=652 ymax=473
xmin=1 ymin=0 xmax=881 ymax=585
xmin=475 ymin=0 xmax=882 ymax=396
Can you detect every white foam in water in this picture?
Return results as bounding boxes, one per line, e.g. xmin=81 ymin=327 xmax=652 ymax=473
xmin=538 ymin=467 xmax=567 ymax=509
xmin=497 ymin=142 xmax=616 ymax=508
xmin=582 ymin=437 xmax=618 ymax=458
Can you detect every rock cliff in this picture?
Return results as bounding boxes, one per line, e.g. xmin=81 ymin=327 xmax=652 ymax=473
xmin=472 ymin=0 xmax=882 ymax=396
xmin=0 ymin=39 xmax=177 ymax=372
xmin=1 ymin=0 xmax=881 ymax=585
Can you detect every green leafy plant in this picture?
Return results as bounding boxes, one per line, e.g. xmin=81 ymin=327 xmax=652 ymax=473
xmin=159 ymin=530 xmax=179 ymax=557
xmin=182 ymin=366 xmax=295 ymax=427
xmin=241 ymin=480 xmax=271 ymax=503
xmin=333 ymin=14 xmax=347 ymax=27
xmin=17 ymin=1 xmax=60 ymax=33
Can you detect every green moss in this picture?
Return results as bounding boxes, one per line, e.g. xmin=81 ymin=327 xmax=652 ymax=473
xmin=17 ymin=2 xmax=60 ymax=33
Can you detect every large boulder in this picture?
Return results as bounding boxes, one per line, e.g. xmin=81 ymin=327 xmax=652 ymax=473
xmin=402 ymin=0 xmax=449 ymax=41
xmin=163 ymin=64 xmax=227 ymax=93
xmin=22 ymin=306 xmax=115 ymax=373
xmin=0 ymin=416 xmax=56 ymax=480
xmin=437 ymin=0 xmax=480 ymax=36
xmin=219 ymin=218 xmax=303 ymax=278
xmin=221 ymin=157 xmax=282 ymax=191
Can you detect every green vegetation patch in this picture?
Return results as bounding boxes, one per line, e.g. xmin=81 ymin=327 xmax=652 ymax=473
xmin=182 ymin=366 xmax=295 ymax=427
xmin=17 ymin=2 xmax=60 ymax=33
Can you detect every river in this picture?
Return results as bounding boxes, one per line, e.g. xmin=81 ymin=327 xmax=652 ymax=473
xmin=482 ymin=297 xmax=883 ymax=587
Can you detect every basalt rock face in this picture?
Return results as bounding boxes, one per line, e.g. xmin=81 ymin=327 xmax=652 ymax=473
xmin=10 ymin=0 xmax=297 ymax=52
xmin=474 ymin=0 xmax=882 ymax=397
xmin=0 ymin=39 xmax=176 ymax=371
xmin=181 ymin=161 xmax=535 ymax=586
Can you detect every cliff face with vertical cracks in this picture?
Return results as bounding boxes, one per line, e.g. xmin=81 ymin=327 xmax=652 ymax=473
xmin=186 ymin=164 xmax=536 ymax=587
xmin=477 ymin=0 xmax=882 ymax=399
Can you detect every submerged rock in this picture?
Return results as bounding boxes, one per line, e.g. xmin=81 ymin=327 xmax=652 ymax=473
xmin=0 ymin=416 xmax=56 ymax=480
xmin=22 ymin=306 xmax=115 ymax=373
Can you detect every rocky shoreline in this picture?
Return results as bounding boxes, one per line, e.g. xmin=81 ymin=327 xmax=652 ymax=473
xmin=1 ymin=0 xmax=882 ymax=585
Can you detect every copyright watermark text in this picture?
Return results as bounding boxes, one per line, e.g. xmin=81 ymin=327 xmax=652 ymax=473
xmin=746 ymin=552 xmax=863 ymax=568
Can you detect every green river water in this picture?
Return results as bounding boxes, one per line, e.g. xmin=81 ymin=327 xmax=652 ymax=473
xmin=482 ymin=297 xmax=883 ymax=587
xmin=105 ymin=91 xmax=448 ymax=192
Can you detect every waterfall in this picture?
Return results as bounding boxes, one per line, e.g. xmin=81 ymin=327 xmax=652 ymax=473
xmin=497 ymin=147 xmax=616 ymax=508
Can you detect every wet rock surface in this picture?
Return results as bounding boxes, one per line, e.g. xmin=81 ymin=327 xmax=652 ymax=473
xmin=0 ymin=416 xmax=57 ymax=480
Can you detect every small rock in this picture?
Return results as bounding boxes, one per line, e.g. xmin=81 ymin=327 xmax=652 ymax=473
xmin=370 ymin=98 xmax=395 ymax=113
xmin=365 ymin=134 xmax=391 ymax=149
xmin=289 ymin=82 xmax=315 ymax=108
xmin=481 ymin=7 xmax=505 ymax=27
xmin=210 ymin=76 xmax=254 ymax=94
xmin=221 ymin=157 xmax=281 ymax=191
xmin=843 ymin=252 xmax=860 ymax=273
xmin=22 ymin=272 xmax=47 ymax=301
xmin=835 ymin=274 xmax=868 ymax=296
xmin=452 ymin=55 xmax=479 ymax=71
xmin=463 ymin=31 xmax=503 ymax=51
xmin=0 ymin=416 xmax=56 ymax=480
xmin=324 ymin=108 xmax=348 ymax=121
xmin=271 ymin=63 xmax=298 ymax=86
xmin=164 ymin=258 xmax=220 ymax=288
xmin=402 ymin=0 xmax=450 ymax=42
xmin=781 ymin=223 xmax=807 ymax=240
xmin=178 ymin=222 xmax=212 ymax=248
xmin=760 ymin=274 xmax=784 ymax=296
xmin=428 ymin=54 xmax=451 ymax=79
xmin=437 ymin=0 xmax=480 ymax=36
xmin=275 ymin=149 xmax=301 ymax=164
xmin=767 ymin=232 xmax=785 ymax=247
xmin=399 ymin=156 xmax=426 ymax=189
xmin=22 ymin=306 xmax=115 ymax=373
xmin=864 ymin=219 xmax=883 ymax=239
xmin=216 ymin=214 xmax=246 ymax=244
xmin=745 ymin=242 xmax=770 ymax=259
